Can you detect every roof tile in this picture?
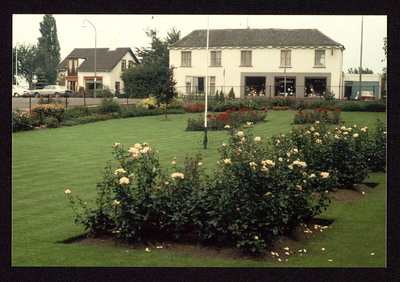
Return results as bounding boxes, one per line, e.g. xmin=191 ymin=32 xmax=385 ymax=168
xmin=169 ymin=29 xmax=343 ymax=48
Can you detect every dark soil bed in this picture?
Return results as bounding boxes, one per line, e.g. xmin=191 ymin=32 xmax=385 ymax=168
xmin=62 ymin=182 xmax=378 ymax=263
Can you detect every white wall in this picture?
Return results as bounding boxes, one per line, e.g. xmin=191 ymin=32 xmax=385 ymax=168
xmin=170 ymin=46 xmax=344 ymax=98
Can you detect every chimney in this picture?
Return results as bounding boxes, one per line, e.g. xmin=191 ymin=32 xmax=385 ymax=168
xmin=109 ymin=37 xmax=118 ymax=51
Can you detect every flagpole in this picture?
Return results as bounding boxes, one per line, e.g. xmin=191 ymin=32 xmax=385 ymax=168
xmin=359 ymin=15 xmax=363 ymax=97
xmin=203 ymin=15 xmax=210 ymax=149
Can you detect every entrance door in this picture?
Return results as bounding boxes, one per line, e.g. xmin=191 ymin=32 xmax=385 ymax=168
xmin=193 ymin=77 xmax=205 ymax=93
xmin=345 ymin=86 xmax=352 ymax=99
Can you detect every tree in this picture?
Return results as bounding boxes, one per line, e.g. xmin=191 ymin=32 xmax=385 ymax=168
xmin=34 ymin=68 xmax=47 ymax=89
xmin=347 ymin=67 xmax=374 ymax=74
xmin=228 ymin=88 xmax=236 ymax=100
xmin=122 ymin=28 xmax=181 ymax=98
xmin=381 ymin=37 xmax=387 ymax=81
xmin=36 ymin=14 xmax=61 ymax=85
xmin=12 ymin=44 xmax=38 ymax=87
xmin=154 ymin=66 xmax=177 ymax=121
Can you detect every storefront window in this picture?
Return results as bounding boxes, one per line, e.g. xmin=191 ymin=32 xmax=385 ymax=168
xmin=275 ymin=77 xmax=296 ymax=96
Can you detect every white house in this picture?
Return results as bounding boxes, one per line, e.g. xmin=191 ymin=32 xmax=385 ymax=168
xmin=168 ymin=29 xmax=345 ymax=99
xmin=56 ymin=47 xmax=139 ymax=94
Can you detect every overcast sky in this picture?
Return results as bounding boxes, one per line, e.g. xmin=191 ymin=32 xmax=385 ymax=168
xmin=12 ymin=14 xmax=387 ymax=75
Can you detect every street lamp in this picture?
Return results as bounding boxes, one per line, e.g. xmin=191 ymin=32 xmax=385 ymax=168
xmin=82 ymin=19 xmax=97 ymax=98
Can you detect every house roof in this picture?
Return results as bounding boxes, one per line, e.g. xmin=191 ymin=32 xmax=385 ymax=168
xmin=168 ymin=29 xmax=345 ymax=49
xmin=56 ymin=47 xmax=139 ymax=71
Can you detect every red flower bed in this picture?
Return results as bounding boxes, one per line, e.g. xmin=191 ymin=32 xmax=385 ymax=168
xmin=186 ymin=105 xmax=205 ymax=112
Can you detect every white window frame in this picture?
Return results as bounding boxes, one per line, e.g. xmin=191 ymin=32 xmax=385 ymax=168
xmin=280 ymin=50 xmax=291 ymax=67
xmin=315 ymin=50 xmax=325 ymax=66
xmin=211 ymin=51 xmax=221 ymax=66
xmin=181 ymin=51 xmax=192 ymax=66
xmin=241 ymin=51 xmax=252 ymax=66
xmin=209 ymin=76 xmax=216 ymax=94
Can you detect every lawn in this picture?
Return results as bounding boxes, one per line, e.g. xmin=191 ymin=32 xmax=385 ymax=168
xmin=11 ymin=110 xmax=386 ymax=266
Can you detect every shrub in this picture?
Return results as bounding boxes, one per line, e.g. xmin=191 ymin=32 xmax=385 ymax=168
xmin=137 ymin=95 xmax=183 ymax=110
xmin=60 ymin=120 xmax=78 ymax=126
xmin=214 ymin=90 xmax=219 ymax=102
xmin=185 ymin=105 xmax=205 ymax=113
xmin=95 ymin=97 xmax=123 ymax=115
xmin=228 ymin=88 xmax=235 ymax=100
xmin=12 ymin=110 xmax=35 ymax=132
xmin=272 ymin=106 xmax=289 ymax=111
xmin=339 ymin=102 xmax=363 ymax=112
xmin=358 ymin=119 xmax=386 ymax=172
xmin=297 ymin=99 xmax=337 ymax=111
xmin=200 ymin=127 xmax=330 ymax=251
xmin=288 ymin=122 xmax=370 ymax=189
xmin=219 ymin=91 xmax=225 ymax=102
xmin=340 ymin=101 xmax=386 ymax=112
xmin=361 ymin=101 xmax=386 ymax=112
xmin=186 ymin=108 xmax=268 ymax=131
xmin=32 ymin=102 xmax=65 ymax=122
xmin=65 ymin=119 xmax=386 ymax=253
xmin=210 ymin=99 xmax=255 ymax=112
xmin=96 ymin=85 xmax=113 ymax=98
xmin=63 ymin=106 xmax=94 ymax=120
xmin=65 ymin=130 xmax=331 ymax=253
xmin=272 ymin=96 xmax=297 ymax=108
xmin=65 ymin=142 xmax=210 ymax=242
xmin=293 ymin=108 xmax=342 ymax=124
xmin=43 ymin=116 xmax=59 ymax=128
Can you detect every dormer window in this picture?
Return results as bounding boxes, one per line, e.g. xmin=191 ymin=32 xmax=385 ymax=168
xmin=67 ymin=59 xmax=78 ymax=76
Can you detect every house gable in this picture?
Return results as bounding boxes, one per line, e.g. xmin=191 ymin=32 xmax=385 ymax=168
xmin=56 ymin=48 xmax=139 ymax=72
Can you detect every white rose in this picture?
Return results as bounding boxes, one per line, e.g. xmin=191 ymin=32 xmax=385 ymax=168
xmin=119 ymin=177 xmax=130 ymax=185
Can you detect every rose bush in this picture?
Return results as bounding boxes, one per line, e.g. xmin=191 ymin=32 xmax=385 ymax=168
xmin=294 ymin=108 xmax=342 ymax=124
xmin=65 ymin=120 xmax=385 ymax=252
xmin=186 ymin=108 xmax=268 ymax=131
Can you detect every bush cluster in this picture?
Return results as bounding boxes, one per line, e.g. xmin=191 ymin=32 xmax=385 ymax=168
xmin=65 ymin=125 xmax=336 ymax=253
xmin=136 ymin=95 xmax=184 ymax=110
xmin=339 ymin=101 xmax=386 ymax=112
xmin=296 ymin=99 xmax=337 ymax=111
xmin=186 ymin=108 xmax=268 ymax=131
xmin=272 ymin=96 xmax=297 ymax=108
xmin=185 ymin=105 xmax=205 ymax=113
xmin=65 ymin=119 xmax=385 ymax=252
xmin=12 ymin=110 xmax=36 ymax=132
xmin=32 ymin=102 xmax=65 ymax=122
xmin=293 ymin=108 xmax=342 ymax=124
xmin=288 ymin=120 xmax=386 ymax=188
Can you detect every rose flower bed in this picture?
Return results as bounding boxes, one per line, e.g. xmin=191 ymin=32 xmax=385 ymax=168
xmin=64 ymin=119 xmax=385 ymax=254
xmin=64 ymin=125 xmax=334 ymax=253
xmin=186 ymin=108 xmax=268 ymax=131
xmin=293 ymin=108 xmax=342 ymax=124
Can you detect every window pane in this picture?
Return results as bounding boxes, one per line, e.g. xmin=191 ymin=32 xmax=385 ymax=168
xmin=248 ymin=51 xmax=252 ymax=65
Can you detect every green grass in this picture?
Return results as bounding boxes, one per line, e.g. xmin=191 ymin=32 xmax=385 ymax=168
xmin=12 ymin=110 xmax=386 ymax=266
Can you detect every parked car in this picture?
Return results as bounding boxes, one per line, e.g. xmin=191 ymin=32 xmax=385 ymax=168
xmin=33 ymin=85 xmax=73 ymax=98
xmin=12 ymin=85 xmax=32 ymax=98
xmin=355 ymin=91 xmax=375 ymax=101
